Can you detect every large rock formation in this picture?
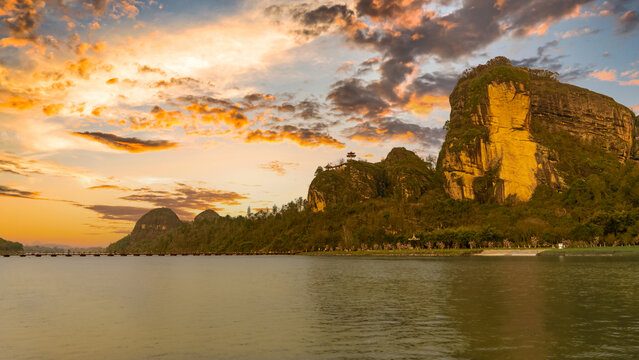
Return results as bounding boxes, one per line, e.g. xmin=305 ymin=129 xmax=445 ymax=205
xmin=131 ymin=208 xmax=182 ymax=239
xmin=194 ymin=209 xmax=220 ymax=223
xmin=307 ymin=147 xmax=437 ymax=211
xmin=438 ymin=57 xmax=636 ymax=203
xmin=107 ymin=208 xmax=182 ymax=252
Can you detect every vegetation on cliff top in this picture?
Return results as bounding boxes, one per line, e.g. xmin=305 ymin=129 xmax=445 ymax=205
xmin=308 ymin=147 xmax=438 ymax=210
xmin=0 ymin=238 xmax=24 ymax=254
xmin=444 ymin=57 xmax=533 ymax=153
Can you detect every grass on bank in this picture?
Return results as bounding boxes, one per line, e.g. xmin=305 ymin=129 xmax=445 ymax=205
xmin=306 ymin=246 xmax=639 ymax=257
xmin=304 ymin=248 xmax=483 ymax=256
xmin=539 ymin=245 xmax=639 ymax=256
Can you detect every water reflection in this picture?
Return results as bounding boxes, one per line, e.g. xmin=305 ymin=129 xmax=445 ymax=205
xmin=1 ymin=256 xmax=638 ymax=359
xmin=305 ymin=257 xmax=639 ymax=359
xmin=448 ymin=258 xmax=549 ymax=360
xmin=306 ymin=257 xmax=468 ymax=358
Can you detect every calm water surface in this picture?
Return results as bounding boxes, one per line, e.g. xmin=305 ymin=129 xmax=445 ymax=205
xmin=1 ymin=256 xmax=638 ymax=359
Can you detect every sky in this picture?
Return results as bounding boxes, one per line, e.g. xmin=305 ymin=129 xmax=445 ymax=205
xmin=1 ymin=0 xmax=638 ymax=246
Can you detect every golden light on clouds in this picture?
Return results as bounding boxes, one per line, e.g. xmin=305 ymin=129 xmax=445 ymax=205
xmin=405 ymin=94 xmax=450 ymax=117
xmin=72 ymin=131 xmax=178 ymax=153
xmin=246 ymin=128 xmax=346 ymax=149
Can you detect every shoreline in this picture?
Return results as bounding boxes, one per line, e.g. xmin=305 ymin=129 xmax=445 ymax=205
xmin=3 ymin=246 xmax=639 ymax=257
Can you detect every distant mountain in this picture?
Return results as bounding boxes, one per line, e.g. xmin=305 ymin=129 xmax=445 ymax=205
xmin=0 ymin=238 xmax=24 ymax=254
xmin=107 ymin=208 xmax=182 ymax=253
xmin=23 ymin=245 xmax=105 ymax=254
xmin=107 ymin=57 xmax=639 ymax=253
xmin=194 ymin=209 xmax=220 ymax=223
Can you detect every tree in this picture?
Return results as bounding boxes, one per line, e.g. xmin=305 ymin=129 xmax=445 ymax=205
xmin=272 ymin=204 xmax=278 ymax=214
xmin=315 ymin=166 xmax=324 ymax=176
xmin=247 ymin=206 xmax=251 ymax=217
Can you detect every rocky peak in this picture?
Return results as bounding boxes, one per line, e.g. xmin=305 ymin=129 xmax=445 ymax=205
xmin=307 ymin=148 xmax=437 ymax=211
xmin=131 ymin=208 xmax=182 ymax=240
xmin=194 ymin=209 xmax=220 ymax=223
xmin=438 ymin=57 xmax=635 ymax=203
xmin=383 ymin=147 xmax=422 ymax=164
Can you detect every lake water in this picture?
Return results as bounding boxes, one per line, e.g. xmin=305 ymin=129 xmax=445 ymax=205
xmin=1 ymin=256 xmax=638 ymax=359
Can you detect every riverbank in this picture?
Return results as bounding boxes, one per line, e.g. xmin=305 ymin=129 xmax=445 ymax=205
xmin=538 ymin=246 xmax=639 ymax=257
xmin=304 ymin=249 xmax=482 ymax=256
xmin=305 ymin=246 xmax=639 ymax=257
xmin=4 ymin=246 xmax=639 ymax=257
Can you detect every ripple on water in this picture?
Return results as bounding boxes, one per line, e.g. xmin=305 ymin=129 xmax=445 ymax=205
xmin=0 ymin=256 xmax=638 ymax=359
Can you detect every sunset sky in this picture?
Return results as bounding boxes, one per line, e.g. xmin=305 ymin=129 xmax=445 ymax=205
xmin=1 ymin=0 xmax=638 ymax=246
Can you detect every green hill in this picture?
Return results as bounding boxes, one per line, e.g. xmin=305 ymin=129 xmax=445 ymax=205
xmin=0 ymin=238 xmax=24 ymax=254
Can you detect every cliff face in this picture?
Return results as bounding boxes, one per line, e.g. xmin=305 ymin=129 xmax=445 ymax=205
xmin=307 ymin=147 xmax=437 ymax=211
xmin=439 ymin=60 xmax=636 ymax=203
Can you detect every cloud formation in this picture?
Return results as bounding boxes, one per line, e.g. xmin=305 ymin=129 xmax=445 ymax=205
xmin=344 ymin=117 xmax=446 ymax=148
xmin=0 ymin=152 xmax=110 ymax=184
xmin=0 ymin=184 xmax=39 ymax=199
xmin=287 ymin=0 xmax=636 ymax=128
xmin=590 ymin=69 xmax=617 ymax=81
xmin=259 ymin=161 xmax=299 ymax=175
xmin=72 ymin=131 xmax=178 ymax=152
xmin=617 ymin=10 xmax=639 ymax=34
xmin=82 ymin=205 xmax=153 ymax=222
xmin=118 ymin=183 xmax=246 ymax=218
xmin=246 ymin=125 xmax=345 ymax=148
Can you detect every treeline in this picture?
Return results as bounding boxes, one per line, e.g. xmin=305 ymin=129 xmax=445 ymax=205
xmin=0 ymin=238 xmax=24 ymax=254
xmin=109 ymin=158 xmax=639 ymax=253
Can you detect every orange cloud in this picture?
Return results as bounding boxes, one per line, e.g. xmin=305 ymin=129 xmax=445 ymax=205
xmin=42 ymin=103 xmax=64 ymax=116
xmin=106 ymin=77 xmax=118 ymax=84
xmin=72 ymin=131 xmax=178 ymax=153
xmin=128 ymin=106 xmax=185 ymax=130
xmin=0 ymin=96 xmax=36 ymax=111
xmin=0 ymin=37 xmax=32 ymax=47
xmin=436 ymin=20 xmax=458 ymax=31
xmin=620 ymin=79 xmax=639 ymax=86
xmin=246 ymin=128 xmax=345 ymax=148
xmin=66 ymin=58 xmax=98 ymax=79
xmin=185 ymin=103 xmax=249 ymax=128
xmin=111 ymin=0 xmax=140 ymax=19
xmin=75 ymin=42 xmax=92 ymax=56
xmin=88 ymin=185 xmax=130 ymax=191
xmin=405 ymin=94 xmax=449 ymax=116
xmin=0 ymin=185 xmax=40 ymax=199
xmin=526 ymin=22 xmax=550 ymax=36
xmin=92 ymin=41 xmax=107 ymax=52
xmin=91 ymin=106 xmax=107 ymax=117
xmin=259 ymin=161 xmax=299 ymax=175
xmin=589 ymin=69 xmax=617 ymax=81
xmin=337 ymin=61 xmax=354 ymax=72
xmin=48 ymin=80 xmax=73 ymax=91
